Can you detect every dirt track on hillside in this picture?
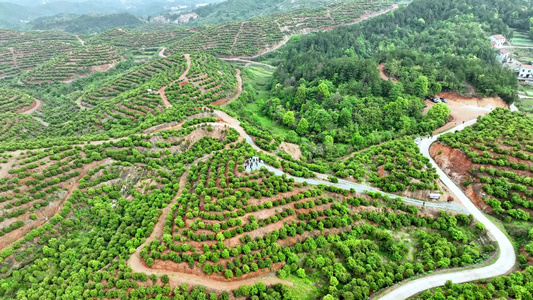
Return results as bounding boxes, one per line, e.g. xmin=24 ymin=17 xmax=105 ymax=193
xmin=17 ymin=99 xmax=42 ymax=114
xmin=159 ymin=53 xmax=191 ymax=108
xmin=211 ymin=69 xmax=242 ymax=106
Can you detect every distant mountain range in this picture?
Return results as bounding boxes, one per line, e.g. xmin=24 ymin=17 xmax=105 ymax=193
xmin=0 ymin=0 xmax=223 ymax=30
xmin=150 ymin=0 xmax=357 ymax=26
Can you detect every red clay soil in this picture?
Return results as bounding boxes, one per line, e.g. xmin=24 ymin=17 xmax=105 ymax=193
xmin=423 ymin=93 xmax=508 ymax=134
xmin=430 ymin=142 xmax=492 ymax=212
xmin=16 ymin=100 xmax=37 ymax=113
xmin=17 ymin=99 xmax=43 ymax=114
xmin=159 ymin=86 xmax=172 ymax=108
xmin=377 ymin=63 xmax=398 ymax=82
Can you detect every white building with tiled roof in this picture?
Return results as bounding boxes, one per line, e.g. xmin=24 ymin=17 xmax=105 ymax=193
xmin=489 ymin=34 xmax=506 ymax=47
xmin=498 ymin=49 xmax=510 ymax=63
xmin=519 ymin=64 xmax=533 ymax=79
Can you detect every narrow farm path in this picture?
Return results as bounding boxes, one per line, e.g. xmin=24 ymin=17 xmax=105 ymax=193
xmin=159 ymin=53 xmax=192 ymax=108
xmin=375 ymin=120 xmax=516 ymax=300
xmin=158 ymin=47 xmax=167 ymax=58
xmin=127 ymin=153 xmax=292 ymax=290
xmin=19 ymin=99 xmax=43 ymax=115
xmin=230 ymin=22 xmax=245 ymax=55
xmin=180 ymin=53 xmax=191 ymax=80
xmin=221 ymin=58 xmax=276 ymax=71
xmin=8 ymin=47 xmax=18 ymax=68
xmin=76 ymin=35 xmax=85 ymax=46
xmin=212 ymin=69 xmax=242 ymax=106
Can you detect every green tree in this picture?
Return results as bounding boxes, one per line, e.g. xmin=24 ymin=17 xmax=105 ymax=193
xmin=324 ymin=135 xmax=334 ymax=146
xmin=430 ymin=82 xmax=442 ymax=95
xmin=294 ymin=84 xmax=307 ymax=107
xmin=317 ymin=83 xmax=331 ymax=103
xmin=161 ymin=274 xmax=169 ymax=284
xmin=413 ymin=75 xmax=429 ymax=98
xmin=296 ymin=118 xmax=309 ymax=135
xmin=426 ymin=103 xmax=450 ymax=121
xmin=283 ymin=111 xmax=295 ymax=127
xmin=339 ymin=108 xmax=352 ymax=127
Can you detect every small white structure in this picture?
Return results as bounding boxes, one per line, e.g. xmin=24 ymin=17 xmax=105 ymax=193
xmin=429 ymin=192 xmax=441 ymax=200
xmin=519 ymin=65 xmax=533 ymax=79
xmin=498 ymin=49 xmax=510 ymax=63
xmin=177 ymin=13 xmax=199 ymax=24
xmin=489 ymin=34 xmax=506 ymax=47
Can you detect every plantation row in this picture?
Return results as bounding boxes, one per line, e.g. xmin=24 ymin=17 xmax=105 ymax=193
xmin=166 ymin=53 xmax=237 ymax=105
xmin=0 ymin=113 xmax=43 ymax=141
xmin=0 ymin=89 xmax=35 ymax=113
xmin=0 ymin=117 xmax=245 ymax=298
xmin=0 ymin=41 xmax=81 ymax=80
xmin=333 ymin=137 xmax=440 ymax=193
xmin=0 ymin=30 xmax=77 ymax=48
xmin=86 ymin=28 xmax=197 ymax=49
xmin=0 ymin=119 xmax=227 ymax=252
xmin=169 ymin=0 xmax=394 ymax=57
xmin=21 ymin=44 xmax=122 ymax=83
xmin=437 ymin=109 xmax=533 ymax=223
xmin=12 ymin=41 xmax=81 ymax=71
xmin=82 ymin=54 xmax=188 ymax=105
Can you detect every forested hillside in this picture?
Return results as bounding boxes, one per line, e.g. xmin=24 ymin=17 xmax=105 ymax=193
xmin=223 ymin=0 xmax=528 ymax=165
xmin=29 ymin=13 xmax=145 ymax=34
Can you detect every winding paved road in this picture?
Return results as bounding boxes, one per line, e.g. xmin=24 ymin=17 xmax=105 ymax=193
xmin=377 ymin=120 xmax=516 ymax=299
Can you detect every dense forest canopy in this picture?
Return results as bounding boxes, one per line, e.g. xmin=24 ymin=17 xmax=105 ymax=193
xmin=29 ymin=13 xmax=145 ymax=34
xmin=225 ymin=0 xmax=528 ymax=162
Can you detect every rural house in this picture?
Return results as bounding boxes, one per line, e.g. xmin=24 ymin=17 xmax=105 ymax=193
xmin=518 ymin=64 xmax=533 ymax=79
xmin=489 ymin=34 xmax=506 ymax=47
xmin=498 ymin=49 xmax=510 ymax=63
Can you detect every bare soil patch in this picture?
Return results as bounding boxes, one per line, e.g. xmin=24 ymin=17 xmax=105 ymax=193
xmin=279 ymin=141 xmax=302 ymax=160
xmin=423 ymin=93 xmax=508 ymax=134
xmin=377 ymin=63 xmax=398 ymax=82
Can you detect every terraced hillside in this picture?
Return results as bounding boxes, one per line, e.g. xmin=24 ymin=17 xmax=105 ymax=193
xmin=0 ymin=113 xmax=44 ymax=140
xmin=170 ymin=0 xmax=395 ymax=57
xmin=44 ymin=53 xmax=238 ymax=137
xmin=0 ymin=89 xmax=37 ymax=113
xmin=21 ymin=44 xmax=122 ymax=83
xmin=434 ymin=109 xmax=533 ymax=223
xmin=81 ymin=54 xmax=189 ymax=106
xmin=165 ymin=53 xmax=238 ymax=105
xmin=0 ymin=30 xmax=77 ymax=48
xmin=0 ymin=113 xmax=494 ymax=299
xmin=86 ymin=28 xmax=198 ymax=49
xmin=334 ymin=138 xmax=440 ymax=193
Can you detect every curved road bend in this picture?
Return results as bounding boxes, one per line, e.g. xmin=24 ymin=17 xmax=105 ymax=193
xmin=123 ymin=109 xmax=512 ymax=294
xmin=210 ymin=111 xmax=466 ymax=213
xmin=377 ymin=120 xmax=516 ymax=299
